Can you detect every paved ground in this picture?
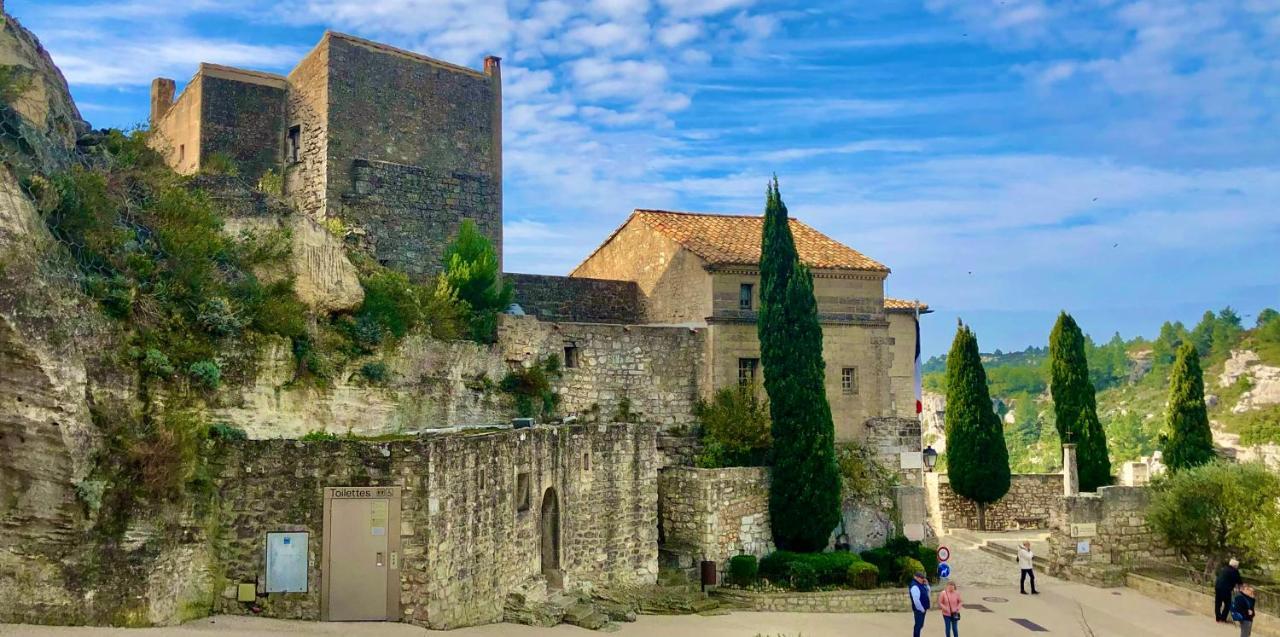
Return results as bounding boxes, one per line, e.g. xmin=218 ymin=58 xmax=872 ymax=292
xmin=0 ymin=535 xmax=1230 ymax=637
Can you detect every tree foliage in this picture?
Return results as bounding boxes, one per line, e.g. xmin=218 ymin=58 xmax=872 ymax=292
xmin=442 ymin=219 xmax=513 ymax=343
xmin=1162 ymin=343 xmax=1216 ymax=471
xmin=1147 ymin=461 xmax=1280 ymax=574
xmin=694 ymin=386 xmax=771 ymax=468
xmin=757 ymin=178 xmax=841 ymax=552
xmin=1049 ymin=312 xmax=1111 ymax=491
xmin=943 ymin=323 xmax=1011 ymax=523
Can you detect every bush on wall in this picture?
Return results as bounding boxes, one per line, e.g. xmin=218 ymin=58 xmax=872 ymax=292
xmin=694 ymin=385 xmax=771 ymax=468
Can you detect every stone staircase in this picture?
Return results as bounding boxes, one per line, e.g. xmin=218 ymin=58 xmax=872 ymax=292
xmin=948 ymin=530 xmax=1053 ymax=570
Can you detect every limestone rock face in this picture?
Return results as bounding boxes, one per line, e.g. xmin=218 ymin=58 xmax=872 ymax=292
xmin=1219 ymin=349 xmax=1280 ymax=413
xmin=0 ymin=11 xmax=87 ymax=175
xmin=225 ymin=214 xmax=364 ymax=313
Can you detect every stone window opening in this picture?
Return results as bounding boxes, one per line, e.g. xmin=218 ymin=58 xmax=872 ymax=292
xmin=563 ymin=344 xmax=579 ymax=369
xmin=286 ymin=125 xmax=301 ymax=164
xmin=842 ymin=367 xmax=858 ymax=395
xmin=516 ymin=472 xmax=531 ymax=513
xmin=739 ymin=283 xmax=753 ymax=310
xmin=178 ymin=144 xmax=185 ymax=163
xmin=738 ymin=358 xmax=759 ymax=387
xmin=583 ymin=452 xmax=591 ymax=471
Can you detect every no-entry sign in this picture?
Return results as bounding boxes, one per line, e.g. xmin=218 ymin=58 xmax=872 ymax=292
xmin=937 ymin=546 xmax=951 ymax=563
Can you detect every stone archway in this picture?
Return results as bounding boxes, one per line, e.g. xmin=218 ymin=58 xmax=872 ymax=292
xmin=540 ymin=487 xmax=562 ymax=589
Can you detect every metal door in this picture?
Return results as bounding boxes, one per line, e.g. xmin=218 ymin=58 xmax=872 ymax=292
xmin=322 ymin=487 xmax=400 ymax=621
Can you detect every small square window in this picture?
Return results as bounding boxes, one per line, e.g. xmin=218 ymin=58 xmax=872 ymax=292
xmin=516 ymin=472 xmax=531 ymax=512
xmin=739 ymin=283 xmax=753 ymax=310
xmin=564 ymin=345 xmax=579 ymax=369
xmin=842 ymin=367 xmax=858 ymax=395
xmin=738 ymin=358 xmax=759 ymax=386
xmin=286 ymin=125 xmax=301 ymax=163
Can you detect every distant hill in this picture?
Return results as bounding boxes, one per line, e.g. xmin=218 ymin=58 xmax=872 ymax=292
xmin=923 ymin=308 xmax=1280 ymax=472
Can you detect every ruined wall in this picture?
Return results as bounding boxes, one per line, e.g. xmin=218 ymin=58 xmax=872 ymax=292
xmin=508 ymin=273 xmax=643 ymax=324
xmin=211 ymin=424 xmax=658 ymax=629
xmin=149 ymin=74 xmax=202 ymax=174
xmin=326 ymin=35 xmax=500 ymax=276
xmin=198 ymin=67 xmax=286 ymax=182
xmin=571 ymin=219 xmax=713 ymax=324
xmin=657 ymin=467 xmax=773 ymax=579
xmin=283 ymin=38 xmax=329 ymax=220
xmin=925 ymin=473 xmax=1062 ymax=532
xmin=1047 ymin=486 xmax=1176 ymax=585
xmin=499 ymin=315 xmax=705 ymax=427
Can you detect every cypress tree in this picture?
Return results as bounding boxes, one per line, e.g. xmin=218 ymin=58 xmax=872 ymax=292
xmin=1163 ymin=343 xmax=1216 ymax=471
xmin=943 ymin=322 xmax=1011 ymax=530
xmin=758 ymin=177 xmax=841 ymax=552
xmin=1049 ymin=312 xmax=1111 ymax=491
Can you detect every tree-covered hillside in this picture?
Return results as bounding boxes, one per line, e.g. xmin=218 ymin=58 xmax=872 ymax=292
xmin=923 ymin=308 xmax=1280 ymax=472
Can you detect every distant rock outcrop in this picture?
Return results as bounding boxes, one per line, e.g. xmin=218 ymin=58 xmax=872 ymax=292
xmin=1219 ymin=349 xmax=1280 ymax=414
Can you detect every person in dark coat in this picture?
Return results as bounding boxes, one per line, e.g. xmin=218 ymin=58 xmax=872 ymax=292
xmin=1232 ymin=584 xmax=1256 ymax=637
xmin=1216 ymin=558 xmax=1243 ymax=622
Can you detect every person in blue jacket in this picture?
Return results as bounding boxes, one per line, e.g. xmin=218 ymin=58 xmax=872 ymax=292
xmin=908 ymin=571 xmax=931 ymax=637
xmin=1232 ymin=584 xmax=1256 ymax=637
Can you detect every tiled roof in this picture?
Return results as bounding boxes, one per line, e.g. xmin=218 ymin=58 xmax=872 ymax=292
xmin=885 ymin=297 xmax=930 ymax=313
xmin=621 ymin=210 xmax=890 ymax=272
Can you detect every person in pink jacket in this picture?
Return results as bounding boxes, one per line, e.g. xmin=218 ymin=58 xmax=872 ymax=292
xmin=938 ymin=581 xmax=962 ymax=637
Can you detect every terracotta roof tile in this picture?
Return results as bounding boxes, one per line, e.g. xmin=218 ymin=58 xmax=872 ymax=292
xmin=885 ymin=297 xmax=930 ymax=313
xmin=626 ymin=210 xmax=889 ymax=272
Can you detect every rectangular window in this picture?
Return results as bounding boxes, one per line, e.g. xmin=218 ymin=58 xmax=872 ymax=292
xmin=516 ymin=472 xmax=531 ymax=512
xmin=178 ymin=144 xmax=185 ymax=163
xmin=287 ymin=125 xmax=301 ymax=163
xmin=563 ymin=345 xmax=579 ymax=369
xmin=738 ymin=358 xmax=759 ymax=386
xmin=739 ymin=283 xmax=754 ymax=310
xmin=583 ymin=452 xmax=591 ymax=471
xmin=842 ymin=367 xmax=858 ymax=395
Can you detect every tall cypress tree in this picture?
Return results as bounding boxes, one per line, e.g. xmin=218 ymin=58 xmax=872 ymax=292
xmin=1163 ymin=343 xmax=1216 ymax=471
xmin=944 ymin=322 xmax=1011 ymax=530
xmin=1049 ymin=312 xmax=1111 ymax=491
xmin=758 ymin=178 xmax=841 ymax=552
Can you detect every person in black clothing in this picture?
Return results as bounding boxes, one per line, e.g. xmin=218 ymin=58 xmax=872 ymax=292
xmin=1216 ymin=558 xmax=1243 ymax=622
xmin=1232 ymin=584 xmax=1256 ymax=637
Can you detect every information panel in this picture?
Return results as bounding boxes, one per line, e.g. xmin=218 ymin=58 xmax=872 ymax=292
xmin=266 ymin=532 xmax=309 ymax=593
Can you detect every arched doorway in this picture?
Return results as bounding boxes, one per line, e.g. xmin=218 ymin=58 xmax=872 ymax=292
xmin=540 ymin=487 xmax=562 ymax=589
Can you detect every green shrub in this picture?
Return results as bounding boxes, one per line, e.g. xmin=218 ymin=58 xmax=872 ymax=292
xmin=206 ymin=422 xmax=247 ymax=441
xmin=360 ymin=361 xmax=390 ymax=384
xmin=188 ymin=360 xmax=221 ymax=390
xmin=1148 ymin=460 xmax=1280 ymax=572
xmin=197 ymin=297 xmax=244 ymax=336
xmin=200 ymin=152 xmax=239 ymax=176
xmin=859 ymin=548 xmax=895 ymax=583
xmin=141 ymin=348 xmax=175 ymax=378
xmin=300 ymin=430 xmax=339 ymax=441
xmin=917 ymin=545 xmax=939 ymax=582
xmin=847 ymin=561 xmax=879 ymax=589
xmin=256 ymin=169 xmax=283 ymax=197
xmin=728 ymin=555 xmax=759 ymax=587
xmin=442 ymin=219 xmax=512 ymax=343
xmin=758 ymin=551 xmax=862 ymax=588
xmin=895 ymin=557 xmax=925 ymax=585
xmin=500 ymin=356 xmax=561 ymax=419
xmin=785 ymin=561 xmax=818 ymax=592
xmin=758 ymin=550 xmax=794 ymax=583
xmin=693 ymin=385 xmax=771 ymax=468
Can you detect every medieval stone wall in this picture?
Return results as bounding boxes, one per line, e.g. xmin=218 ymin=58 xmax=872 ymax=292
xmin=925 ymin=473 xmax=1062 ymax=532
xmin=571 ymin=219 xmax=713 ymax=324
xmin=1047 ymin=486 xmax=1176 ymax=585
xmin=657 ymin=467 xmax=773 ymax=579
xmin=508 ymin=273 xmax=643 ymax=324
xmin=199 ymin=72 xmax=286 ymax=182
xmin=326 ymin=35 xmax=500 ymax=276
xmin=656 ymin=434 xmax=701 ymax=468
xmin=283 ymin=39 xmax=329 ymax=220
xmin=210 ymin=424 xmax=658 ymax=629
xmin=499 ymin=315 xmax=705 ymax=427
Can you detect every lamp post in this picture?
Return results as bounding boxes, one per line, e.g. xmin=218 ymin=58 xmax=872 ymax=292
xmin=922 ymin=446 xmax=938 ymax=472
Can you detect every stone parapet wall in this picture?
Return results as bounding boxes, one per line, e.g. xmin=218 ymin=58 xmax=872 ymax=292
xmin=508 ymin=273 xmax=644 ymax=324
xmin=1047 ymin=486 xmax=1176 ymax=585
xmin=657 ymin=434 xmax=702 ymax=468
xmin=499 ymin=315 xmax=704 ymax=427
xmin=657 ymin=467 xmax=773 ymax=579
xmin=211 ymin=424 xmax=657 ymax=629
xmin=864 ymin=416 xmax=924 ymax=485
xmin=926 ymin=473 xmax=1062 ymax=532
xmin=714 ymin=587 xmax=938 ymax=613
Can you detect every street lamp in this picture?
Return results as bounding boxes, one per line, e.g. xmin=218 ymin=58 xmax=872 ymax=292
xmin=922 ymin=446 xmax=938 ymax=472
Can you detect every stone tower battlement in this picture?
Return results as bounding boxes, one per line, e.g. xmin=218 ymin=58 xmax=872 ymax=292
xmin=149 ymin=31 xmax=502 ymax=276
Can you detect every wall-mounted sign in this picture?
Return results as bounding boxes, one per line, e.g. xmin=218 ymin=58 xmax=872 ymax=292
xmin=1070 ymin=523 xmax=1098 ymax=538
xmin=1076 ymin=540 xmax=1091 ymax=554
xmin=265 ymin=532 xmax=309 ymax=593
xmin=331 ymin=487 xmax=398 ymax=499
xmin=899 ymin=452 xmax=923 ymax=470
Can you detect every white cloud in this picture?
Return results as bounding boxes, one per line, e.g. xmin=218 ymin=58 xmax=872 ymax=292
xmin=564 ymin=21 xmax=650 ymax=54
xmin=46 ymin=34 xmax=305 ymax=85
xmin=570 ymin=58 xmax=669 ymax=99
xmin=657 ymin=21 xmax=702 ymax=47
xmin=657 ymin=0 xmax=754 ymax=19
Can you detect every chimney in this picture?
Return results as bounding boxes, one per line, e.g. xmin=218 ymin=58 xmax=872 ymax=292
xmin=484 ymin=55 xmax=501 ymax=77
xmin=150 ymin=78 xmax=176 ymax=125
xmin=1062 ymin=443 xmax=1079 ymax=496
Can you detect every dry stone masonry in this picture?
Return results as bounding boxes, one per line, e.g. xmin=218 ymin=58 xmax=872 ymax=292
xmin=926 ymin=473 xmax=1063 ymax=532
xmin=1047 ymin=486 xmax=1176 ymax=586
xmin=657 ymin=467 xmax=773 ymax=580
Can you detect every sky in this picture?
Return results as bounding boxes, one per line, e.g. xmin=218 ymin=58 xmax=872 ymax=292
xmin=10 ymin=0 xmax=1280 ymax=357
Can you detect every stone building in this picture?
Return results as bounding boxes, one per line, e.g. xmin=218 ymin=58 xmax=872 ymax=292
xmin=148 ymin=31 xmax=503 ymax=276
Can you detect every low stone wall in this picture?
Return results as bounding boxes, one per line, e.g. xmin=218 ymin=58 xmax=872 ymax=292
xmin=926 ymin=473 xmax=1061 ymax=532
xmin=658 ymin=467 xmax=773 ymax=579
xmin=508 ymin=273 xmax=643 ymax=324
xmin=1047 ymin=486 xmax=1176 ymax=585
xmin=714 ymin=587 xmax=936 ymax=613
xmin=211 ymin=424 xmax=658 ymax=629
xmin=1126 ymin=573 xmax=1280 ymax=637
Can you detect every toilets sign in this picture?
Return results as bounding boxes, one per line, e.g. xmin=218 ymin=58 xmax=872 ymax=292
xmin=331 ymin=487 xmax=398 ymax=499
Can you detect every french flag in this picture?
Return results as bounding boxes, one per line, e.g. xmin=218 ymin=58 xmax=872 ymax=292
xmin=914 ymin=301 xmax=922 ymax=415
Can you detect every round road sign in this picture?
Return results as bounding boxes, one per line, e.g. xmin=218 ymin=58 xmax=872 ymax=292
xmin=938 ymin=563 xmax=952 ymax=578
xmin=937 ymin=546 xmax=951 ymax=563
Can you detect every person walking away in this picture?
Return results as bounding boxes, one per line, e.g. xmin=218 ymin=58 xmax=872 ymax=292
xmin=909 ymin=571 xmax=931 ymax=637
xmin=1018 ymin=541 xmax=1039 ymax=595
xmin=1232 ymin=584 xmax=1257 ymax=637
xmin=939 ymin=581 xmax=962 ymax=637
xmin=1216 ymin=558 xmax=1243 ymax=622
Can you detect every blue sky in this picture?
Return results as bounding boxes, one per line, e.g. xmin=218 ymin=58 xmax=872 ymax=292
xmin=10 ymin=0 xmax=1280 ymax=357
